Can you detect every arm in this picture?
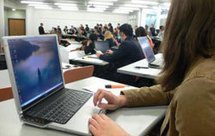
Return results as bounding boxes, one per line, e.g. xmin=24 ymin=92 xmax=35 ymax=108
xmin=99 ymin=44 xmax=127 ymax=62
xmin=175 ymin=78 xmax=215 ymax=136
xmin=122 ymin=85 xmax=175 ymax=107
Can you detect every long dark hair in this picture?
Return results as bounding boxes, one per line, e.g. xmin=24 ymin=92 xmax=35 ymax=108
xmin=158 ymin=0 xmax=215 ymax=91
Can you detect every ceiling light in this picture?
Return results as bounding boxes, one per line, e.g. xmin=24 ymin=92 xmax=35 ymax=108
xmin=131 ymin=0 xmax=158 ymax=5
xmin=34 ymin=6 xmax=52 ymax=10
xmin=21 ymin=1 xmax=44 ymax=4
xmin=54 ymin=3 xmax=78 ymax=7
xmin=60 ymin=8 xmax=79 ymax=11
xmin=12 ymin=8 xmax=16 ymax=11
xmin=87 ymin=8 xmax=105 ymax=12
xmin=123 ymin=4 xmax=149 ymax=8
xmin=88 ymin=1 xmax=113 ymax=6
xmin=113 ymin=10 xmax=129 ymax=14
xmin=90 ymin=0 xmax=117 ymax=1
xmin=117 ymin=7 xmax=140 ymax=11
xmin=28 ymin=4 xmax=49 ymax=7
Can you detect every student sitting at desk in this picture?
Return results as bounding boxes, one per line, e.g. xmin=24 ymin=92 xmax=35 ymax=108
xmin=90 ymin=0 xmax=215 ymax=136
xmin=135 ymin=26 xmax=154 ymax=49
xmin=96 ymin=23 xmax=143 ymax=69
xmin=104 ymin=30 xmax=116 ymax=48
xmin=71 ymin=34 xmax=98 ymax=54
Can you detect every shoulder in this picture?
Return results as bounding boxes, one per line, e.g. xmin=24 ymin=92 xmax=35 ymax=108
xmin=175 ymin=57 xmax=215 ymax=102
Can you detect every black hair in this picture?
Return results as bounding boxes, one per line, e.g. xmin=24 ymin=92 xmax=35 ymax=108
xmin=89 ymin=33 xmax=97 ymax=41
xmin=135 ymin=27 xmax=147 ymax=37
xmin=160 ymin=25 xmax=164 ymax=30
xmin=119 ymin=24 xmax=133 ymax=37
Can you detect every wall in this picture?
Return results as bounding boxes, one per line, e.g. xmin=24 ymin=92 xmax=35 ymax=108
xmin=4 ymin=8 xmax=26 ymax=36
xmin=128 ymin=11 xmax=138 ymax=28
xmin=26 ymin=8 xmax=130 ymax=35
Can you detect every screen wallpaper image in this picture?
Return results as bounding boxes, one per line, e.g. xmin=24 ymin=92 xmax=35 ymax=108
xmin=8 ymin=36 xmax=63 ymax=107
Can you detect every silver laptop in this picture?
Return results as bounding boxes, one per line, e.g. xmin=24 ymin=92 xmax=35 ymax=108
xmin=3 ymin=35 xmax=101 ymax=135
xmin=137 ymin=37 xmax=163 ymax=68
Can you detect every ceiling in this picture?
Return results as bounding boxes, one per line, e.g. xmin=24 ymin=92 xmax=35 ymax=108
xmin=13 ymin=0 xmax=170 ymax=14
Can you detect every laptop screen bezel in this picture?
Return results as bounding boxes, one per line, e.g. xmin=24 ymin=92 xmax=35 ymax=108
xmin=3 ymin=35 xmax=65 ymax=113
xmin=137 ymin=36 xmax=156 ymax=63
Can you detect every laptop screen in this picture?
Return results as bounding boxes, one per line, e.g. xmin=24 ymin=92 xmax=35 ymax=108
xmin=137 ymin=37 xmax=155 ymax=63
xmin=94 ymin=41 xmax=110 ymax=53
xmin=8 ymin=36 xmax=63 ymax=107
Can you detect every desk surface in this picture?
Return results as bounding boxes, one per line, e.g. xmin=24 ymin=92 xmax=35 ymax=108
xmin=0 ymin=77 xmax=167 ymax=136
xmin=0 ymin=70 xmax=11 ymax=88
xmin=117 ymin=54 xmax=162 ymax=79
xmin=69 ymin=51 xmax=109 ymax=66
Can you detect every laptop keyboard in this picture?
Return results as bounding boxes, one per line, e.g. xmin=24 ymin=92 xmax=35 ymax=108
xmin=25 ymin=88 xmax=92 ymax=124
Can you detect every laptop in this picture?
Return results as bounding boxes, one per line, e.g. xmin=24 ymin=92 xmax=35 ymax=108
xmin=94 ymin=41 xmax=110 ymax=53
xmin=3 ymin=35 xmax=101 ymax=135
xmin=137 ymin=36 xmax=163 ymax=68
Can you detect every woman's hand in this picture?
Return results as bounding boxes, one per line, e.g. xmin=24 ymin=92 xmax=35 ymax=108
xmin=93 ymin=89 xmax=127 ymax=110
xmin=89 ymin=114 xmax=129 ymax=136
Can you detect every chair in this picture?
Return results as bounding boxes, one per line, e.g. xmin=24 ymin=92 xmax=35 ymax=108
xmin=0 ymin=87 xmax=13 ymax=102
xmin=63 ymin=65 xmax=94 ymax=84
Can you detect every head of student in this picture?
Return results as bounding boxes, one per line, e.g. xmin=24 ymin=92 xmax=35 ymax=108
xmin=119 ymin=24 xmax=133 ymax=41
xmin=135 ymin=26 xmax=147 ymax=37
xmin=104 ymin=31 xmax=113 ymax=41
xmin=40 ymin=23 xmax=43 ymax=26
xmin=158 ymin=0 xmax=215 ymax=91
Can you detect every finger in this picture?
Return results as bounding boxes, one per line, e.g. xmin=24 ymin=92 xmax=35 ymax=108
xmin=97 ymin=91 xmax=107 ymax=104
xmin=89 ymin=118 xmax=99 ymax=129
xmin=92 ymin=114 xmax=104 ymax=124
xmin=89 ymin=124 xmax=98 ymax=135
xmin=98 ymin=103 xmax=117 ymax=110
xmin=93 ymin=89 xmax=102 ymax=106
xmin=99 ymin=114 xmax=109 ymax=120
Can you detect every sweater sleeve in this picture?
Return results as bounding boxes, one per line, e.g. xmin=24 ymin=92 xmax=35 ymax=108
xmin=121 ymin=85 xmax=175 ymax=107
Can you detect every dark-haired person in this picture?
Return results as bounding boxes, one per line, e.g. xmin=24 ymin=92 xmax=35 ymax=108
xmin=38 ymin=23 xmax=45 ymax=35
xmin=90 ymin=0 xmax=215 ymax=136
xmin=135 ymin=26 xmax=154 ymax=49
xmin=158 ymin=25 xmax=165 ymax=41
xmin=108 ymin=23 xmax=113 ymax=33
xmin=96 ymin=24 xmax=143 ymax=84
xmin=57 ymin=25 xmax=62 ymax=34
xmin=150 ymin=24 xmax=157 ymax=36
xmin=84 ymin=33 xmax=97 ymax=54
xmin=94 ymin=28 xmax=104 ymax=40
xmin=71 ymin=33 xmax=97 ymax=54
xmin=63 ymin=26 xmax=68 ymax=34
xmin=96 ymin=23 xmax=143 ymax=69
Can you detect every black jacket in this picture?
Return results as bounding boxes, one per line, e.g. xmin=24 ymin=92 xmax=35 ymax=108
xmin=38 ymin=26 xmax=45 ymax=35
xmin=84 ymin=42 xmax=96 ymax=55
xmin=100 ymin=37 xmax=143 ymax=69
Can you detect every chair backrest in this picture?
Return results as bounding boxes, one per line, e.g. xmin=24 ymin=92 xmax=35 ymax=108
xmin=0 ymin=87 xmax=13 ymax=102
xmin=63 ymin=65 xmax=94 ymax=84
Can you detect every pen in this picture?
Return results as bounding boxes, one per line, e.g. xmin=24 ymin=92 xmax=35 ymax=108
xmin=135 ymin=66 xmax=149 ymax=69
xmin=105 ymin=85 xmax=125 ymax=89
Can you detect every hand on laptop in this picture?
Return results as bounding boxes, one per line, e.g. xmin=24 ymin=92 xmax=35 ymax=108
xmin=93 ymin=89 xmax=127 ymax=110
xmin=106 ymin=50 xmax=113 ymax=54
xmin=96 ymin=51 xmax=103 ymax=58
xmin=89 ymin=114 xmax=129 ymax=136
